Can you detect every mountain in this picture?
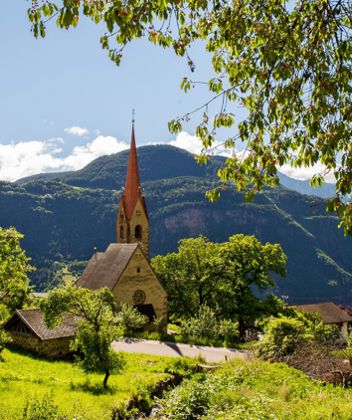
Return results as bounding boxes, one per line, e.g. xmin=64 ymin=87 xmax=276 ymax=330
xmin=1 ymin=145 xmax=351 ymax=304
xmin=277 ymin=172 xmax=336 ymax=198
xmin=17 ymin=145 xmax=336 ymax=199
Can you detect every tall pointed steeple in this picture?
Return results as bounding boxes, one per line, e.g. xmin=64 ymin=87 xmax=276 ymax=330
xmin=123 ymin=124 xmax=142 ymax=221
xmin=116 ymin=118 xmax=150 ymax=257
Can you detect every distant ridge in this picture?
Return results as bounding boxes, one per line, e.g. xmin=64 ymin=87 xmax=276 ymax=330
xmin=16 ymin=145 xmax=335 ymax=199
xmin=1 ymin=144 xmax=350 ymax=304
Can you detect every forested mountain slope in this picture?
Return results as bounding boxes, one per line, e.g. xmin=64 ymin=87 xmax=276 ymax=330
xmin=0 ymin=145 xmax=350 ymax=303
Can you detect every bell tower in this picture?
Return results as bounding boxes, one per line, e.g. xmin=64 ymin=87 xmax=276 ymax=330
xmin=116 ymin=119 xmax=150 ymax=257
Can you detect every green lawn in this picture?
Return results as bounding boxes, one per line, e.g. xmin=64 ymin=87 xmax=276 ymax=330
xmin=157 ymin=358 xmax=352 ymax=419
xmin=0 ymin=348 xmax=174 ymax=420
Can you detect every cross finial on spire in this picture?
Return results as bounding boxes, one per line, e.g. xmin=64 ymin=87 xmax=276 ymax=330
xmin=132 ymin=109 xmax=135 ymax=127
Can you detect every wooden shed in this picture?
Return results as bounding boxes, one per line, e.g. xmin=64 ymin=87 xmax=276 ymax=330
xmin=4 ymin=309 xmax=77 ymax=358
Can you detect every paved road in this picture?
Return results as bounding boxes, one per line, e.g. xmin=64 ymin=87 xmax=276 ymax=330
xmin=112 ymin=338 xmax=248 ymax=362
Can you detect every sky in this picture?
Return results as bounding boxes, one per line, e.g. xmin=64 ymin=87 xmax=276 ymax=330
xmin=0 ymin=2 xmax=332 ymax=182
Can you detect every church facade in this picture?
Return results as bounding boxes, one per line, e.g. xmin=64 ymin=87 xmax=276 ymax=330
xmin=76 ymin=124 xmax=168 ymax=322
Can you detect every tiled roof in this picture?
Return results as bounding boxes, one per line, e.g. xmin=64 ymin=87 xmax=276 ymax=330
xmin=76 ymin=243 xmax=138 ymax=291
xmin=6 ymin=309 xmax=77 ymax=340
xmin=295 ymin=302 xmax=352 ymax=324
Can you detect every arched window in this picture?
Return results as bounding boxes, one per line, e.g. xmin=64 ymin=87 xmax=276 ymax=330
xmin=120 ymin=225 xmax=124 ymax=239
xmin=135 ymin=225 xmax=142 ymax=240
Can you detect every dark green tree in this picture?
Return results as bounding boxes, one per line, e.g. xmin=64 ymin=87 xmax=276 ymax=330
xmin=42 ymin=282 xmax=125 ymax=388
xmin=152 ymin=236 xmax=220 ymax=317
xmin=28 ymin=0 xmax=352 ymax=232
xmin=152 ymin=234 xmax=286 ymax=338
xmin=216 ymin=234 xmax=287 ymax=339
xmin=0 ymin=227 xmax=33 ymax=313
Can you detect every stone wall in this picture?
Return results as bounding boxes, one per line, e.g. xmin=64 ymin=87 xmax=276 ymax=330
xmin=129 ymin=199 xmax=150 ymax=257
xmin=9 ymin=332 xmax=72 ymax=358
xmin=117 ymin=198 xmax=150 ymax=258
xmin=113 ymin=247 xmax=167 ymax=321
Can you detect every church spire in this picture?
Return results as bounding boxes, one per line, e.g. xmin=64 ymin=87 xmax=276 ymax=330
xmin=116 ymin=118 xmax=150 ymax=257
xmin=123 ymin=122 xmax=142 ymax=221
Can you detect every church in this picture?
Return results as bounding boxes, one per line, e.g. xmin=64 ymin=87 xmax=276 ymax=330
xmin=4 ymin=123 xmax=168 ymax=357
xmin=76 ymin=123 xmax=168 ymax=322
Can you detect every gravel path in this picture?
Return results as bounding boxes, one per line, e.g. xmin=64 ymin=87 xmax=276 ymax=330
xmin=112 ymin=338 xmax=248 ymax=362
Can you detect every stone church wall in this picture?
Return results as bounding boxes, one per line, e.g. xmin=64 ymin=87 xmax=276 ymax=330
xmin=113 ymin=248 xmax=167 ymax=320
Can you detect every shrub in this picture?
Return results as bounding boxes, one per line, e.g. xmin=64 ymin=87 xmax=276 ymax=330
xmin=116 ymin=303 xmax=148 ymax=334
xmin=179 ymin=306 xmax=218 ymax=344
xmin=164 ymin=357 xmax=200 ymax=378
xmin=218 ymin=319 xmax=239 ymax=345
xmin=179 ymin=306 xmax=239 ymax=346
xmin=153 ymin=316 xmax=167 ymax=334
xmin=156 ymin=377 xmax=211 ymax=419
xmin=257 ymin=316 xmax=311 ymax=359
xmin=0 ymin=329 xmax=11 ymax=357
xmin=22 ymin=393 xmax=63 ymax=420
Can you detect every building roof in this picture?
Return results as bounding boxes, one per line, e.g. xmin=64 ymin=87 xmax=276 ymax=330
xmin=4 ymin=309 xmax=77 ymax=340
xmin=121 ymin=125 xmax=148 ymax=221
xmin=295 ymin=302 xmax=352 ymax=324
xmin=76 ymin=243 xmax=138 ymax=291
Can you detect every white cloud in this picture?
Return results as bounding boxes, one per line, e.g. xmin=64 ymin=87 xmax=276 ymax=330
xmin=279 ymin=163 xmax=336 ymax=183
xmin=0 ymin=136 xmax=128 ymax=182
xmin=170 ymin=131 xmax=230 ymax=156
xmin=170 ymin=132 xmax=338 ymax=183
xmin=64 ymin=126 xmax=89 ymax=137
xmin=0 ymin=129 xmax=337 ymax=184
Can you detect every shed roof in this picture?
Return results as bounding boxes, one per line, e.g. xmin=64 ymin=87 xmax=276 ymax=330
xmin=295 ymin=302 xmax=352 ymax=324
xmin=4 ymin=309 xmax=77 ymax=340
xmin=76 ymin=243 xmax=138 ymax=291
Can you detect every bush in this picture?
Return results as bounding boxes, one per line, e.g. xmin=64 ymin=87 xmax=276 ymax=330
xmin=164 ymin=357 xmax=200 ymax=378
xmin=156 ymin=377 xmax=211 ymax=419
xmin=22 ymin=393 xmax=63 ymax=420
xmin=153 ymin=316 xmax=167 ymax=334
xmin=218 ymin=319 xmax=239 ymax=345
xmin=0 ymin=329 xmax=11 ymax=357
xmin=179 ymin=306 xmax=239 ymax=346
xmin=116 ymin=303 xmax=148 ymax=334
xmin=257 ymin=316 xmax=311 ymax=359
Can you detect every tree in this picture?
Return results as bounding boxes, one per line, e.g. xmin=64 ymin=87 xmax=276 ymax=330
xmin=152 ymin=234 xmax=286 ymax=339
xmin=151 ymin=236 xmax=220 ymax=318
xmin=217 ymin=234 xmax=287 ymax=339
xmin=42 ymin=281 xmax=125 ymax=388
xmin=0 ymin=227 xmax=33 ymax=314
xmin=0 ymin=227 xmax=32 ymax=357
xmin=28 ymin=1 xmax=352 ymax=233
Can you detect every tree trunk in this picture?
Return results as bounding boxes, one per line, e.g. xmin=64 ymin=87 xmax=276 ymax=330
xmin=103 ymin=370 xmax=110 ymax=389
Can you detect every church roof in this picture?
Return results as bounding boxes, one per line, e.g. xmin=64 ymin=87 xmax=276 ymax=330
xmin=76 ymin=243 xmax=139 ymax=291
xmin=295 ymin=302 xmax=352 ymax=324
xmin=121 ymin=126 xmax=148 ymax=221
xmin=4 ymin=309 xmax=77 ymax=340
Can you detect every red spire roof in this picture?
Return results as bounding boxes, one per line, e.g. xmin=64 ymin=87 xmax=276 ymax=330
xmin=122 ymin=125 xmax=145 ymax=220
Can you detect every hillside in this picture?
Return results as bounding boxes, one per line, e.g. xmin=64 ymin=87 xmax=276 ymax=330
xmin=1 ymin=145 xmax=351 ymax=304
xmin=17 ymin=144 xmax=336 ymax=198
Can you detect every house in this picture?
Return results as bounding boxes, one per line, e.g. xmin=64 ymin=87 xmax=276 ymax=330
xmin=295 ymin=302 xmax=352 ymax=341
xmin=4 ymin=309 xmax=77 ymax=357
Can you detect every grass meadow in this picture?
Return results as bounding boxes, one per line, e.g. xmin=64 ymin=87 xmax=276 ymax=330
xmin=0 ymin=347 xmax=174 ymax=419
